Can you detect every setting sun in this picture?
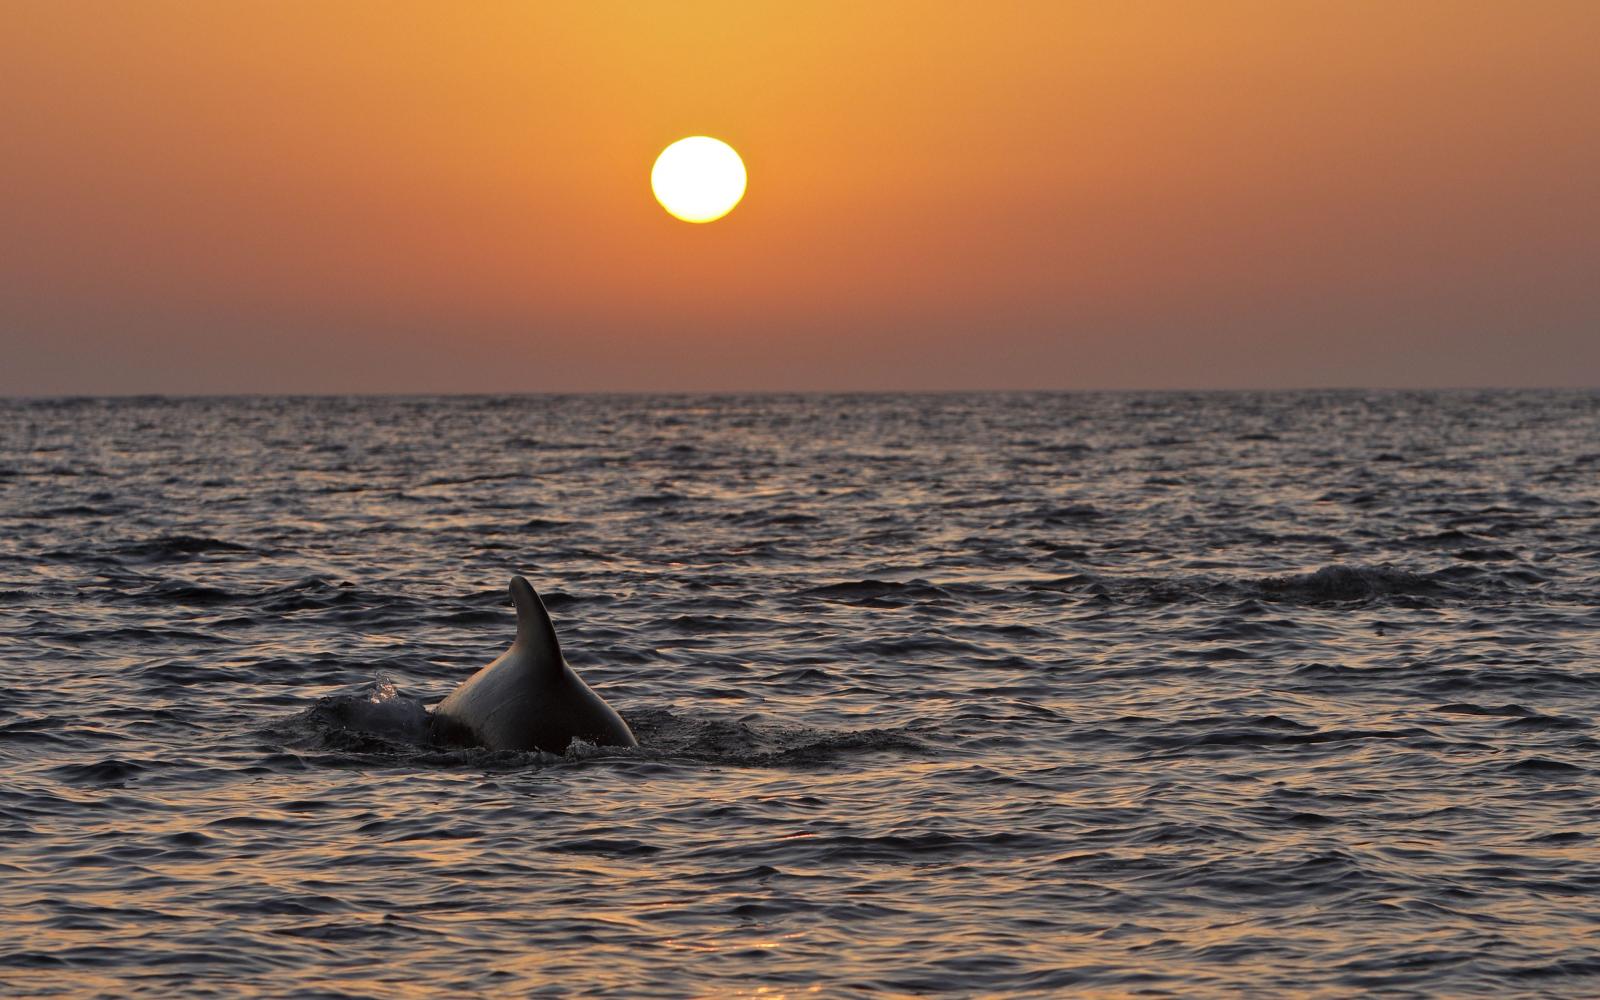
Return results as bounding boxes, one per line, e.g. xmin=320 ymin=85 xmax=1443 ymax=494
xmin=651 ymin=136 xmax=746 ymax=224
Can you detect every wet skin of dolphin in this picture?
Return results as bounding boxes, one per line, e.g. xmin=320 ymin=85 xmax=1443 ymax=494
xmin=431 ymin=577 xmax=636 ymax=753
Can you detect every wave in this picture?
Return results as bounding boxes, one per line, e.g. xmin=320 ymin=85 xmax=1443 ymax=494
xmin=113 ymin=535 xmax=256 ymax=561
xmin=1256 ymin=564 xmax=1443 ymax=602
xmin=800 ymin=579 xmax=953 ymax=605
xmin=1030 ymin=562 xmax=1540 ymax=607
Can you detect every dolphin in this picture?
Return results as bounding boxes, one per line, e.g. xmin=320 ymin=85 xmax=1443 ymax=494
xmin=431 ymin=577 xmax=636 ymax=753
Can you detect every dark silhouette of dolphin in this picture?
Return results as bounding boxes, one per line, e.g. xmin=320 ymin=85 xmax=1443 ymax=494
xmin=431 ymin=577 xmax=636 ymax=753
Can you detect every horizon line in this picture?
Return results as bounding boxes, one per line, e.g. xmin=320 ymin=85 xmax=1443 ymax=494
xmin=4 ymin=384 xmax=1598 ymax=402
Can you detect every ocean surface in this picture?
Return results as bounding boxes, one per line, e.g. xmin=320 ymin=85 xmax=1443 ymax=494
xmin=2 ymin=390 xmax=1598 ymax=998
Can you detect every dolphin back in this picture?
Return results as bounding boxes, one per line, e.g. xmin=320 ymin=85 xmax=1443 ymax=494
xmin=432 ymin=577 xmax=637 ymax=753
xmin=509 ymin=576 xmax=563 ymax=667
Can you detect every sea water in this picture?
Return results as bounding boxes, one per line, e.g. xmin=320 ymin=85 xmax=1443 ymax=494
xmin=2 ymin=391 xmax=1598 ymax=996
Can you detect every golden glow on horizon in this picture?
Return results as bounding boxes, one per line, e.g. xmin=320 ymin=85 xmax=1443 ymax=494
xmin=651 ymin=137 xmax=747 ymax=223
xmin=2 ymin=2 xmax=1597 ymax=393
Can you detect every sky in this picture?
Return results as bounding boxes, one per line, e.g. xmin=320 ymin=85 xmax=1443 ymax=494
xmin=2 ymin=0 xmax=1597 ymax=394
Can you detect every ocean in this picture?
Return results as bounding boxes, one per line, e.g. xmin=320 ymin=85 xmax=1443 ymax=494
xmin=2 ymin=390 xmax=1597 ymax=997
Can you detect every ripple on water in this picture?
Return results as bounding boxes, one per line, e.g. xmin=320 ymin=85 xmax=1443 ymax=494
xmin=1 ymin=391 xmax=1599 ymax=996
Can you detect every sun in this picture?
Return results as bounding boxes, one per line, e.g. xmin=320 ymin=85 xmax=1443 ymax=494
xmin=651 ymin=136 xmax=747 ymax=223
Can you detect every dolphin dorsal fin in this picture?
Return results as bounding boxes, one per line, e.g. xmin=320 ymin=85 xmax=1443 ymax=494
xmin=509 ymin=576 xmax=563 ymax=672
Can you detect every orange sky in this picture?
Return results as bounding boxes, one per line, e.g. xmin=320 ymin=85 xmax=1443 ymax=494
xmin=2 ymin=1 xmax=1597 ymax=392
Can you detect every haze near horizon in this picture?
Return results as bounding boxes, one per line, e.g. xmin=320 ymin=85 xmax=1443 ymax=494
xmin=2 ymin=1 xmax=1597 ymax=394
